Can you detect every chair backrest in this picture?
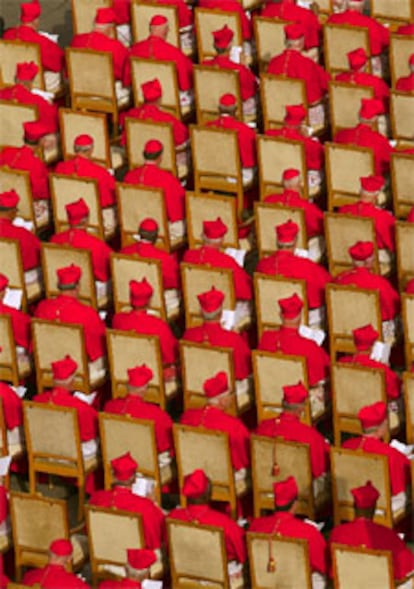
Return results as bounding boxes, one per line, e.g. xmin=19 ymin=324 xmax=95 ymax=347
xmin=130 ymin=57 xmax=181 ymax=118
xmin=404 ymin=371 xmax=414 ymax=444
xmin=391 ymin=152 xmax=414 ymax=219
xmin=331 ymin=544 xmax=395 ymax=589
xmin=253 ymin=17 xmax=289 ymax=72
xmin=257 ymin=135 xmax=308 ymax=200
xmin=326 ymin=142 xmax=375 ymax=210
xmin=329 ymin=81 xmax=374 ymax=136
xmin=111 ymin=253 xmax=166 ymax=319
xmin=390 ymin=91 xmax=414 ymax=142
xmin=247 ymin=532 xmax=312 ymax=589
xmin=131 ymin=0 xmax=180 ymax=47
xmin=167 ymin=519 xmax=229 ymax=589
xmin=396 ymin=221 xmax=414 ymax=291
xmin=324 ymin=212 xmax=378 ymax=276
xmin=371 ymin=0 xmax=414 ymax=27
xmin=59 ymin=108 xmax=112 ymax=168
xmin=389 ymin=34 xmax=414 ymax=89
xmin=106 ymin=329 xmax=166 ymax=407
xmin=255 ymin=202 xmax=307 ymax=257
xmin=186 ymin=191 xmax=239 ymax=250
xmin=260 ymin=74 xmax=307 ymax=130
xmin=254 ymin=273 xmax=308 ymax=336
xmin=332 ymin=363 xmax=386 ymax=446
xmin=252 ymin=350 xmax=310 ymax=424
xmin=331 ymin=446 xmax=392 ymax=527
xmin=324 ymin=23 xmax=370 ymax=75
xmin=0 ymin=238 xmax=26 ymax=311
xmin=194 ymin=65 xmax=242 ymax=124
xmin=49 ymin=172 xmax=104 ymax=239
xmin=71 ymin=0 xmax=111 ymax=35
xmin=180 ymin=262 xmax=235 ymax=328
xmin=0 ymin=315 xmax=20 ymax=385
xmin=0 ymin=40 xmax=44 ymax=89
xmin=195 ymin=8 xmax=242 ymax=62
xmin=116 ymin=182 xmax=170 ymax=250
xmin=0 ymin=100 xmax=37 ymax=149
xmin=125 ymin=117 xmax=177 ymax=174
xmin=402 ymin=293 xmax=414 ymax=371
xmin=326 ymin=284 xmax=382 ymax=361
xmin=0 ymin=167 xmax=35 ymax=230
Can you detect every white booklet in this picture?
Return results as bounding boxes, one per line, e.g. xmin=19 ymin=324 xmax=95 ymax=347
xmin=299 ymin=324 xmax=325 ymax=346
xmin=370 ymin=341 xmax=391 ymax=365
xmin=224 ymin=247 xmax=246 ymax=268
xmin=3 ymin=287 xmax=23 ymax=310
xmin=73 ymin=391 xmax=97 ymax=406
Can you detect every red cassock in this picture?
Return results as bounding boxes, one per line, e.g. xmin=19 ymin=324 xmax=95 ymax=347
xmin=199 ymin=0 xmax=252 ymax=40
xmin=88 ymin=486 xmax=166 ymax=549
xmin=33 ymin=387 xmax=98 ymax=442
xmin=70 ymin=31 xmax=129 ymax=81
xmin=3 ymin=26 xmax=65 ymax=73
xmin=396 ymin=74 xmax=414 ymax=92
xmin=0 ymin=219 xmax=41 ymax=271
xmin=23 ymin=564 xmax=90 ymax=588
xmin=267 ymin=49 xmax=329 ymax=104
xmin=256 ymin=412 xmax=330 ymax=478
xmin=0 ymin=302 xmax=31 ymax=350
xmin=201 ymin=56 xmax=258 ymax=101
xmin=327 ymin=9 xmax=389 ymax=57
xmin=264 ymin=189 xmax=324 ymax=238
xmin=180 ymin=406 xmax=250 ymax=470
xmin=34 ymin=295 xmax=106 ymax=361
xmin=265 ymin=127 xmax=324 ymax=171
xmin=261 ymin=1 xmax=321 ymax=50
xmin=168 ymin=504 xmax=247 ymax=562
xmin=397 ymin=24 xmax=414 ymax=35
xmin=51 ymin=229 xmax=113 ymax=282
xmin=183 ymin=246 xmax=253 ymax=301
xmin=338 ymin=201 xmax=395 ymax=252
xmin=256 ymin=250 xmax=331 ymax=308
xmin=0 ymin=487 xmax=8 ymax=526
xmin=0 ymin=85 xmax=58 ymax=134
xmin=55 ymin=156 xmax=116 ymax=208
xmin=329 ymin=518 xmax=414 ymax=582
xmin=249 ymin=512 xmax=327 ymax=575
xmin=335 ymin=71 xmax=390 ymax=110
xmin=99 ymin=580 xmax=140 ymax=588
xmin=342 ymin=436 xmax=410 ymax=495
xmin=0 ymin=382 xmax=23 ymax=430
xmin=339 ymin=354 xmax=400 ymax=401
xmin=124 ymin=36 xmax=193 ymax=90
xmin=154 ymin=0 xmax=193 ymax=27
xmin=206 ymin=115 xmax=257 ymax=168
xmin=258 ymin=326 xmax=330 ymax=386
xmin=120 ymin=242 xmax=180 ymax=290
xmin=112 ymin=309 xmax=179 ymax=365
xmin=124 ymin=163 xmax=185 ymax=223
xmin=334 ymin=123 xmax=393 ymax=176
xmin=119 ymin=103 xmax=189 ymax=147
xmin=104 ymin=395 xmax=173 ymax=454
xmin=334 ymin=267 xmax=400 ymax=320
xmin=0 ymin=146 xmax=50 ymax=201
xmin=182 ymin=321 xmax=252 ymax=380
xmin=406 ymin=278 xmax=414 ymax=294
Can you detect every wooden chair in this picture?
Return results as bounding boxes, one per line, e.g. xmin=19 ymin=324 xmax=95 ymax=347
xmin=324 ymin=212 xmax=379 ymax=277
xmin=0 ymin=40 xmax=44 ymax=89
xmin=23 ymin=401 xmax=100 ymax=522
xmin=390 ymin=34 xmax=414 ymax=89
xmin=167 ymin=519 xmax=230 ymax=589
xmin=326 ymin=142 xmax=375 ymax=210
xmin=390 ymin=91 xmax=414 ymax=143
xmin=332 ymin=544 xmax=395 ymax=589
xmin=0 ymin=237 xmax=42 ymax=308
xmin=404 ymin=371 xmax=414 ymax=444
xmin=254 ymin=17 xmax=289 ymax=73
xmin=0 ymin=166 xmax=42 ymax=233
xmin=193 ymin=65 xmax=242 ymax=124
xmin=10 ymin=491 xmax=88 ymax=581
xmin=332 ymin=363 xmax=387 ymax=446
xmin=254 ymin=274 xmax=308 ymax=337
xmin=326 ymin=284 xmax=382 ymax=362
xmin=324 ymin=23 xmax=370 ymax=75
xmin=402 ymin=294 xmax=414 ymax=371
xmin=371 ymin=0 xmax=414 ymax=29
xmin=391 ymin=151 xmax=414 ymax=219
xmin=186 ymin=191 xmax=239 ymax=250
xmin=0 ymin=100 xmax=37 ymax=150
xmin=329 ymin=81 xmax=374 ymax=136
xmin=0 ymin=315 xmax=29 ymax=386
xmin=248 ymin=533 xmax=312 ymax=589
xmin=255 ymin=202 xmax=307 ymax=258
xmin=0 ymin=395 xmax=25 ymax=490
xmin=173 ymin=423 xmax=250 ymax=519
xmin=195 ymin=8 xmax=242 ymax=62
xmin=106 ymin=329 xmax=175 ymax=409
xmin=257 ymin=135 xmax=309 ymax=201
xmin=71 ymin=0 xmax=111 ymax=36
xmin=396 ymin=221 xmax=414 ymax=291
xmin=260 ymin=74 xmax=307 ymax=131
xmin=131 ymin=1 xmax=180 ymax=48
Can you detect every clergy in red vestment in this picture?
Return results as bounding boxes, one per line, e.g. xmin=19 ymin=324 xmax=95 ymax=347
xmin=396 ymin=53 xmax=414 ymax=92
xmin=0 ymin=273 xmax=31 ymax=351
xmin=249 ymin=476 xmax=328 ymax=584
xmin=99 ymin=549 xmax=157 ymax=588
xmin=329 ymin=481 xmax=414 ymax=584
xmin=180 ymin=372 xmax=251 ymax=472
xmin=23 ymin=539 xmax=90 ymax=588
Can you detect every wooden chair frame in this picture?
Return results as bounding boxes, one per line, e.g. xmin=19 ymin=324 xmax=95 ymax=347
xmin=402 ymin=294 xmax=414 ymax=371
xmin=193 ymin=65 xmax=243 ymax=124
xmin=260 ymin=74 xmax=308 ymax=131
xmin=253 ymin=17 xmax=290 ymax=73
xmin=371 ymin=0 xmax=414 ymax=28
xmin=389 ymin=34 xmax=414 ymax=89
xmin=324 ymin=23 xmax=371 ymax=76
xmin=255 ymin=202 xmax=307 ymax=258
xmin=185 ymin=191 xmax=239 ymax=250
xmin=0 ymin=237 xmax=31 ymax=311
xmin=404 ymin=371 xmax=414 ymax=445
xmin=131 ymin=0 xmax=180 ymax=48
xmin=396 ymin=221 xmax=414 ymax=292
xmin=390 ymin=90 xmax=414 ymax=143
xmin=0 ymin=315 xmax=22 ymax=386
xmin=329 ymin=81 xmax=374 ymax=136
xmin=195 ymin=8 xmax=242 ymax=63
xmin=125 ymin=117 xmax=178 ymax=176
xmin=0 ymin=39 xmax=44 ymax=90
xmin=390 ymin=151 xmax=414 ymax=219
xmin=71 ymin=0 xmax=112 ymax=36
xmin=0 ymin=100 xmax=37 ymax=150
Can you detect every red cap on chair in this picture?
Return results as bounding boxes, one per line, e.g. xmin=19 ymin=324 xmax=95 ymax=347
xmin=127 ymin=549 xmax=157 ymax=570
xmin=197 ymin=286 xmax=225 ymax=314
xmin=0 ymin=190 xmax=19 ymax=210
xmin=278 ymin=293 xmax=303 ymax=319
xmin=283 ymin=381 xmax=308 ymax=405
xmin=219 ymin=93 xmax=237 ymax=108
xmin=285 ymin=104 xmax=306 ymax=126
xmin=65 ymin=198 xmax=90 ymax=226
xmin=182 ymin=469 xmax=209 ymax=498
xmin=360 ymin=175 xmax=384 ymax=193
xmin=203 ymin=217 xmax=228 ymax=240
xmin=358 ymin=401 xmax=387 ymax=430
xmin=141 ymin=78 xmax=162 ymax=102
xmin=276 ymin=219 xmax=299 ymax=244
xmin=347 ymin=48 xmax=368 ymax=70
xmin=74 ymin=134 xmax=93 ymax=148
xmin=21 ymin=2 xmax=41 ymax=23
xmin=127 ymin=364 xmax=153 ymax=388
xmin=352 ymin=324 xmax=379 ymax=351
xmin=139 ymin=218 xmax=159 ymax=233
xmin=57 ymin=264 xmax=81 ymax=288
xmin=16 ymin=61 xmax=39 ymax=81
xmin=150 ymin=14 xmax=168 ymax=26
xmin=144 ymin=139 xmax=163 ymax=156
xmin=212 ymin=25 xmax=234 ymax=49
xmin=49 ymin=539 xmax=73 ymax=557
xmin=23 ymin=120 xmax=48 ymax=142
xmin=348 ymin=240 xmax=374 ymax=261
xmin=359 ymin=98 xmax=384 ymax=120
xmin=51 ymin=355 xmax=78 ymax=381
xmin=111 ymin=452 xmax=138 ymax=481
xmin=284 ymin=23 xmax=305 ymax=40
xmin=203 ymin=371 xmax=229 ymax=398
xmin=282 ymin=168 xmax=300 ymax=182
xmin=351 ymin=480 xmax=380 ymax=509
xmin=129 ymin=278 xmax=153 ymax=307
xmin=0 ymin=274 xmax=9 ymax=291
xmin=95 ymin=7 xmax=116 ymax=24
xmin=273 ymin=476 xmax=298 ymax=507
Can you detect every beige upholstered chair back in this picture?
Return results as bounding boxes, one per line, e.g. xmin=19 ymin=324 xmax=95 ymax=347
xmin=324 ymin=24 xmax=370 ymax=75
xmin=0 ymin=100 xmax=37 ymax=149
xmin=372 ymin=0 xmax=413 ymax=26
xmin=125 ymin=118 xmax=176 ymax=173
xmin=186 ymin=191 xmax=238 ymax=250
xmin=0 ymin=238 xmax=26 ymax=308
xmin=130 ymin=57 xmax=180 ymax=118
xmin=329 ymin=81 xmax=373 ymax=135
xmin=59 ymin=108 xmax=111 ymax=168
xmin=390 ymin=35 xmax=414 ymax=88
xmin=391 ymin=152 xmax=414 ymax=219
xmin=261 ymin=74 xmax=307 ymax=130
xmin=332 ymin=544 xmax=395 ymax=589
xmin=131 ymin=1 xmax=179 ymax=47
xmin=195 ymin=8 xmax=242 ymax=61
xmin=71 ymin=0 xmax=111 ymax=35
xmin=255 ymin=203 xmax=306 ymax=257
xmin=404 ymin=372 xmax=414 ymax=444
xmin=194 ymin=66 xmax=241 ymax=123
xmin=0 ymin=40 xmax=43 ymax=89
xmin=390 ymin=91 xmax=414 ymax=142
xmin=402 ymin=294 xmax=414 ymax=371
xmin=396 ymin=222 xmax=414 ymax=290
xmin=254 ymin=18 xmax=288 ymax=72
xmin=0 ymin=315 xmax=19 ymax=385
xmin=191 ymin=125 xmax=240 ymax=178
xmin=66 ymin=48 xmax=115 ymax=103
xmin=0 ymin=167 xmax=35 ymax=228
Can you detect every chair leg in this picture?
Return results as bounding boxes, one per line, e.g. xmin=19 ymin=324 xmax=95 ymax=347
xmin=28 ymin=465 xmax=36 ymax=494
